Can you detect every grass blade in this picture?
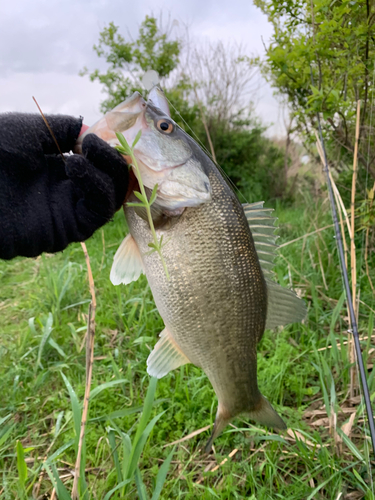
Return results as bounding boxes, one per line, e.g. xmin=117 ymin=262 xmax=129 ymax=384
xmin=44 ymin=439 xmax=75 ymax=464
xmin=133 ymin=377 xmax=158 ymax=445
xmin=127 ymin=412 xmax=165 ymax=479
xmin=108 ymin=428 xmax=122 ymax=483
xmin=48 ymin=338 xmax=67 ymax=358
xmin=0 ymin=423 xmax=15 ymax=449
xmin=135 ymin=467 xmax=149 ymax=500
xmin=121 ymin=432 xmax=132 ymax=484
xmin=44 ymin=463 xmax=72 ymax=500
xmin=16 ymin=441 xmax=27 ymax=488
xmin=103 ymin=479 xmax=131 ymax=500
xmin=336 ymin=428 xmax=365 ymax=462
xmin=90 ymin=379 xmax=128 ymax=401
xmin=132 ymin=129 xmax=142 ymax=148
xmin=150 ymin=447 xmax=175 ymax=500
xmin=61 ymin=372 xmax=81 ymax=452
xmin=36 ymin=313 xmax=53 ymax=370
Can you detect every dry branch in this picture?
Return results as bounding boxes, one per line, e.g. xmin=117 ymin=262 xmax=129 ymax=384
xmin=71 ymin=242 xmax=96 ymax=499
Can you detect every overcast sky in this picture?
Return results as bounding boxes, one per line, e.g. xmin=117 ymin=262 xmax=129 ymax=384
xmin=0 ymin=0 xmax=287 ymax=136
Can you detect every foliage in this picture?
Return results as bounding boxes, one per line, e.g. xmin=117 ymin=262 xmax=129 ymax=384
xmin=0 ymin=201 xmax=374 ymax=498
xmin=82 ymin=14 xmax=295 ymax=203
xmin=81 ymin=17 xmax=181 ymax=113
xmin=208 ymin=119 xmax=288 ymax=203
xmin=254 ymin=0 xmax=375 ymax=179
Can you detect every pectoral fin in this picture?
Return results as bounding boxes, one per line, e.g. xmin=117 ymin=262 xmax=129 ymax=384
xmin=110 ymin=234 xmax=144 ymax=285
xmin=266 ymin=279 xmax=306 ymax=329
xmin=147 ymin=328 xmax=190 ymax=378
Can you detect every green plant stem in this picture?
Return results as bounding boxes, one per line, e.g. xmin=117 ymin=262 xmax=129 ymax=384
xmin=128 ymin=149 xmax=169 ymax=279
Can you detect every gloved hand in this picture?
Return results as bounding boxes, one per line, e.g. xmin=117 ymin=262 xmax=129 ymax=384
xmin=0 ymin=113 xmax=128 ymax=259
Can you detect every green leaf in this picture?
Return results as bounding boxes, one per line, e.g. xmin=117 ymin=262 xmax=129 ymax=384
xmin=134 ymin=191 xmax=147 ymax=203
xmin=151 ymin=447 xmax=175 ymax=500
xmin=0 ymin=423 xmax=15 ymax=449
xmin=44 ymin=464 xmax=72 ymax=500
xmin=336 ymin=428 xmax=365 ymax=462
xmin=53 ymin=411 xmax=65 ymax=439
xmin=329 ymin=291 xmax=345 ymax=334
xmin=127 ymin=202 xmax=146 ymax=208
xmin=103 ymin=479 xmax=132 ymax=500
xmin=108 ymin=428 xmax=122 ymax=483
xmin=90 ymin=379 xmax=128 ymax=401
xmin=90 ymin=406 xmax=144 ymax=422
xmin=48 ymin=338 xmax=67 ymax=358
xmin=43 ymin=439 xmax=75 ymax=464
xmin=132 ymin=129 xmax=142 ymax=148
xmin=36 ymin=313 xmax=53 ymax=370
xmin=121 ymin=432 xmax=132 ymax=483
xmin=135 ymin=468 xmax=149 ymax=500
xmin=134 ymin=377 xmax=158 ymax=444
xmin=116 ymin=132 xmax=131 ymax=154
xmin=60 ymin=373 xmax=81 ymax=451
xmin=115 ymin=146 xmax=128 ymax=155
xmin=149 ymin=184 xmax=158 ymax=205
xmin=16 ymin=441 xmax=28 ymax=488
xmin=0 ymin=414 xmax=12 ymax=427
xmin=127 ymin=411 xmax=165 ymax=479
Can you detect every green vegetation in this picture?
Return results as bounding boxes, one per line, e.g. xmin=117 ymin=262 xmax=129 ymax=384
xmin=0 ymin=196 xmax=374 ymax=498
xmin=1 ymin=9 xmax=375 ymax=500
xmin=81 ymin=16 xmax=289 ymax=203
xmin=81 ymin=17 xmax=181 ymax=113
xmin=254 ymin=0 xmax=375 ymax=182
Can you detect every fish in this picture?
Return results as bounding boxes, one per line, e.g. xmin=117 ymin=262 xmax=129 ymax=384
xmin=80 ymin=87 xmax=306 ymax=451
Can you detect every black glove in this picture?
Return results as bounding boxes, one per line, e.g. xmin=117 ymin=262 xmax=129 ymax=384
xmin=0 ymin=113 xmax=128 ymax=260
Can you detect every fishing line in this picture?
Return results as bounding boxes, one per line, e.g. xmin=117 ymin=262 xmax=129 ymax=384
xmin=356 ymin=61 xmax=375 ymax=489
xmin=164 ymin=94 xmax=250 ymax=205
xmin=309 ymin=66 xmax=375 ymax=459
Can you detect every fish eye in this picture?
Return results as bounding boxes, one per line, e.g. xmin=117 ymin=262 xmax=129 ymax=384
xmin=157 ymin=119 xmax=174 ymax=134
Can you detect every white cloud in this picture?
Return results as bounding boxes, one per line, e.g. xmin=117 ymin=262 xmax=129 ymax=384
xmin=0 ymin=0 xmax=286 ymax=135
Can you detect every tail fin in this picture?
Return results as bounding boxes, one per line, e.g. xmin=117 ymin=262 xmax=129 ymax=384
xmin=248 ymin=395 xmax=286 ymax=430
xmin=205 ymin=396 xmax=286 ymax=453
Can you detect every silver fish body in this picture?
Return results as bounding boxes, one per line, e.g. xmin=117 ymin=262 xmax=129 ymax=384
xmin=87 ymin=86 xmax=306 ymax=449
xmin=125 ymin=133 xmax=287 ymax=449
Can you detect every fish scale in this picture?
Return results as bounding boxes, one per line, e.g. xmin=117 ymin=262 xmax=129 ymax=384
xmin=125 ymin=149 xmax=270 ymax=444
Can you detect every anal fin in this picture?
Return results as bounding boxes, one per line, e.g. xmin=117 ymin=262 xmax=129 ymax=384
xmin=147 ymin=328 xmax=190 ymax=378
xmin=110 ymin=233 xmax=144 ymax=285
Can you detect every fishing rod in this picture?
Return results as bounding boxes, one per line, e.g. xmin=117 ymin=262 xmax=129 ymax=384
xmin=310 ymin=67 xmax=375 ymax=458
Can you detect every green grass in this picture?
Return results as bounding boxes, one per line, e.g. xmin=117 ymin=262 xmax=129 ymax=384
xmin=0 ymin=199 xmax=374 ymax=499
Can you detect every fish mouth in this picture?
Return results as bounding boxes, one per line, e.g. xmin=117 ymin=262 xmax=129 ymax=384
xmin=74 ymin=92 xmax=147 ymax=154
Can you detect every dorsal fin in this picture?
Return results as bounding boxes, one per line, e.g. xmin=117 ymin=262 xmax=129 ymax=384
xmin=243 ymin=202 xmax=307 ymax=328
xmin=243 ymin=202 xmax=278 ymax=279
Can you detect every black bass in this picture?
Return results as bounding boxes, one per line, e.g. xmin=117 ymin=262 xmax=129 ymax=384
xmin=78 ymin=87 xmax=306 ymax=451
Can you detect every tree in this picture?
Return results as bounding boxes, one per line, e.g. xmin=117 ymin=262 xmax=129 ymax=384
xmin=82 ymin=14 xmax=289 ymax=202
xmin=254 ymin=0 xmax=375 ymax=180
xmin=81 ymin=16 xmax=181 ymax=113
